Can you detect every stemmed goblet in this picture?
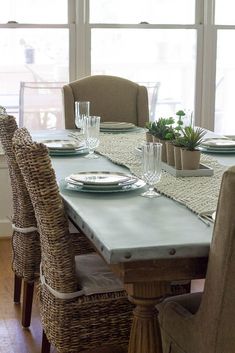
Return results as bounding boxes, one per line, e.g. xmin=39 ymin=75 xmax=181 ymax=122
xmin=84 ymin=116 xmax=100 ymax=159
xmin=141 ymin=142 xmax=162 ymax=198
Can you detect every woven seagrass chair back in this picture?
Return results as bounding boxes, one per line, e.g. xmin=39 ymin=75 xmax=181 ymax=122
xmin=63 ymin=74 xmax=149 ymax=128
xmin=13 ymin=128 xmax=77 ymax=293
xmin=0 ymin=114 xmax=40 ymax=280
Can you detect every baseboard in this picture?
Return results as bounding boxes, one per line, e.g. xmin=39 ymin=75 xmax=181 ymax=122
xmin=0 ymin=219 xmax=12 ymax=237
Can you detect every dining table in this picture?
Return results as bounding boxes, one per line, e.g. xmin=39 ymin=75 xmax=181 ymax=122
xmin=33 ymin=129 xmax=235 ymax=353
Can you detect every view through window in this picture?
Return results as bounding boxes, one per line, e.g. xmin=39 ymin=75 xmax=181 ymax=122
xmin=90 ymin=0 xmax=196 ymax=122
xmin=0 ymin=0 xmax=69 ymax=129
xmin=1 ymin=0 xmax=235 ymax=134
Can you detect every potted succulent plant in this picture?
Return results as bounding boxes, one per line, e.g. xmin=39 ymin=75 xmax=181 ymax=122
xmin=170 ymin=110 xmax=187 ymax=169
xmin=165 ymin=126 xmax=176 ymax=166
xmin=175 ymin=110 xmax=185 ymax=131
xmin=154 ymin=117 xmax=175 ymax=163
xmin=180 ymin=126 xmax=206 ymax=170
xmin=145 ymin=121 xmax=157 ymax=142
xmin=172 ymin=136 xmax=185 ymax=170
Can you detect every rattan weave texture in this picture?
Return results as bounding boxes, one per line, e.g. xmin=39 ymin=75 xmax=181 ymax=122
xmin=13 ymin=128 xmax=133 ymax=353
xmin=0 ymin=115 xmax=40 ymax=281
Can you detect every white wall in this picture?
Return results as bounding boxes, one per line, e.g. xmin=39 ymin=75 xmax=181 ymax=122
xmin=0 ymin=148 xmax=13 ymax=237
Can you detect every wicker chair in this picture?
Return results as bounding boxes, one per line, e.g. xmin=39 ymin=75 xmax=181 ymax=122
xmin=0 ymin=114 xmax=93 ymax=328
xmin=157 ymin=166 xmax=235 ymax=353
xmin=0 ymin=114 xmax=40 ymax=327
xmin=13 ymin=128 xmax=133 ymax=353
xmin=63 ymin=74 xmax=149 ymax=128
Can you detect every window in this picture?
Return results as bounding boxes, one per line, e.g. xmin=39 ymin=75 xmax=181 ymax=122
xmin=0 ymin=0 xmax=69 ymax=129
xmin=88 ymin=0 xmax=197 ymax=121
xmin=1 ymin=1 xmax=235 ymax=134
xmin=90 ymin=0 xmax=195 ymax=24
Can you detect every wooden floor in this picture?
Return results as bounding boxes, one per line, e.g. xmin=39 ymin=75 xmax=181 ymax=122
xmin=0 ymin=239 xmax=44 ymax=353
xmin=0 ymin=238 xmax=204 ymax=353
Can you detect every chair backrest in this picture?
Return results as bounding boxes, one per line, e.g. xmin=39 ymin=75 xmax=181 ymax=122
xmin=13 ymin=128 xmax=77 ymax=293
xmin=0 ymin=114 xmax=40 ymax=280
xmin=196 ymin=166 xmax=235 ymax=352
xmin=63 ymin=75 xmax=149 ymax=128
xmin=19 ymin=81 xmax=66 ymax=130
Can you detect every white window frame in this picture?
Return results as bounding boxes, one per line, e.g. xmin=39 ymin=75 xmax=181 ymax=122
xmin=1 ymin=1 xmax=221 ymax=131
xmin=73 ymin=0 xmax=225 ymax=131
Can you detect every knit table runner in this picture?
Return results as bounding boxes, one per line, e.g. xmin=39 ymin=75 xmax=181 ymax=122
xmin=97 ymin=132 xmax=227 ymax=216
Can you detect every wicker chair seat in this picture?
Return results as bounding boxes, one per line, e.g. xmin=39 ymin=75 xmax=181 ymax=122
xmin=40 ymin=253 xmax=132 ymax=352
xmin=75 ymin=253 xmax=124 ymax=295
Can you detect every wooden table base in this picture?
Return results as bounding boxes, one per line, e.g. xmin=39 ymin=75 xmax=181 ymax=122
xmin=125 ymin=282 xmax=170 ymax=353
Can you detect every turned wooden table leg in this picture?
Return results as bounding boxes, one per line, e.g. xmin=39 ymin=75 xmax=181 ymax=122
xmin=125 ymin=282 xmax=169 ymax=353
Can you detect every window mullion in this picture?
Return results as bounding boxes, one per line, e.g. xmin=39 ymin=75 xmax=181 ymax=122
xmin=74 ymin=0 xmax=90 ymax=80
xmin=68 ymin=0 xmax=76 ymax=81
xmin=199 ymin=0 xmax=217 ymax=130
xmin=195 ymin=0 xmax=204 ymax=25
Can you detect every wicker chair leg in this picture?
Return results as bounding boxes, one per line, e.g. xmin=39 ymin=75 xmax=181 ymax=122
xmin=41 ymin=330 xmax=51 ymax=353
xmin=22 ymin=281 xmax=34 ymax=328
xmin=14 ymin=274 xmax=22 ymax=303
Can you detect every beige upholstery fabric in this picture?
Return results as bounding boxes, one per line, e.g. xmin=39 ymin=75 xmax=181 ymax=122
xmin=63 ymin=75 xmax=149 ymax=128
xmin=157 ymin=166 xmax=235 ymax=353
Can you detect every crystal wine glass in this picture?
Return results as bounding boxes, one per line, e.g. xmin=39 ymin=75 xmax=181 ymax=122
xmin=75 ymin=101 xmax=90 ymax=132
xmin=141 ymin=142 xmax=162 ymax=198
xmin=84 ymin=116 xmax=100 ymax=159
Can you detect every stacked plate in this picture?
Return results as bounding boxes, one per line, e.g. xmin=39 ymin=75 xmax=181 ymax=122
xmin=100 ymin=121 xmax=137 ymax=133
xmin=65 ymin=171 xmax=145 ymax=193
xmin=42 ymin=139 xmax=87 ymax=156
xmin=199 ymin=138 xmax=235 ymax=154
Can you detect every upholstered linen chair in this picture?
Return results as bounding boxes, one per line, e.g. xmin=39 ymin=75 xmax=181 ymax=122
xmin=0 ymin=114 xmax=93 ymax=328
xmin=63 ymin=75 xmax=149 ymax=128
xmin=13 ymin=128 xmax=133 ymax=353
xmin=157 ymin=166 xmax=235 ymax=353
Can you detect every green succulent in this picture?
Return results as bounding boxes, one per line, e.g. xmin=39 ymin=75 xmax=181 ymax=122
xmin=175 ymin=110 xmax=186 ymax=133
xmin=181 ymin=126 xmax=206 ymax=151
xmin=154 ymin=117 xmax=175 ymax=140
xmin=172 ymin=136 xmax=185 ymax=147
xmin=145 ymin=121 xmax=158 ymax=136
xmin=176 ymin=110 xmax=186 ymax=118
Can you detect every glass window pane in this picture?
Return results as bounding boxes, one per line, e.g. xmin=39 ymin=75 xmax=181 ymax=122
xmin=91 ymin=29 xmax=196 ymax=119
xmin=0 ymin=28 xmax=69 ymax=129
xmin=0 ymin=0 xmax=67 ymax=24
xmin=90 ymin=0 xmax=195 ymax=24
xmin=215 ymin=0 xmax=235 ymax=25
xmin=215 ymin=30 xmax=235 ymax=134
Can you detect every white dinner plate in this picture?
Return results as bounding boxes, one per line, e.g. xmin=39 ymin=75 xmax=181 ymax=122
xmin=49 ymin=148 xmax=88 ymax=156
xmin=198 ymin=146 xmax=235 ymax=154
xmin=100 ymin=122 xmax=136 ymax=130
xmin=69 ymin=171 xmax=135 ymax=186
xmin=201 ymin=138 xmax=235 ymax=148
xmin=64 ymin=178 xmax=145 ymax=193
xmin=42 ymin=139 xmax=84 ymax=151
xmin=65 ymin=175 xmax=138 ymax=190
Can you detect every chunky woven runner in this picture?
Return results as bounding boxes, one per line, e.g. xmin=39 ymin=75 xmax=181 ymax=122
xmin=97 ymin=132 xmax=227 ymax=216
